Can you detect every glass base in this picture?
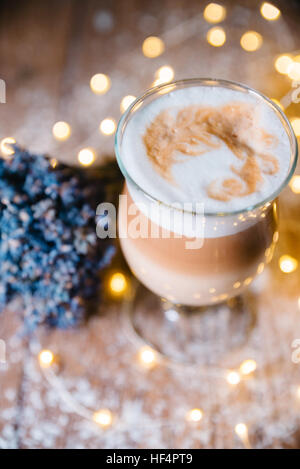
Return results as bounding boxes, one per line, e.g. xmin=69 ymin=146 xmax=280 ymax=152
xmin=123 ymin=280 xmax=257 ymax=370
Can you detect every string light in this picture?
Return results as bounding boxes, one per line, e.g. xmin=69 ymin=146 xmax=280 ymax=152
xmin=99 ymin=118 xmax=116 ymax=136
xmin=279 ymin=255 xmax=298 ymax=273
xmin=109 ymin=272 xmax=127 ymax=295
xmin=260 ymin=2 xmax=281 ymax=21
xmin=203 ymin=3 xmax=226 ymax=23
xmin=93 ymin=409 xmax=113 ymax=427
xmin=90 ymin=73 xmax=111 ymax=95
xmin=120 ymin=95 xmax=136 ymax=113
xmin=235 ymin=423 xmax=251 ymax=449
xmin=1 ymin=137 xmax=16 ymax=157
xmin=240 ymin=359 xmax=257 ymax=376
xmin=186 ymin=408 xmax=204 ymax=422
xmin=39 ymin=350 xmax=55 ymax=368
xmin=244 ymin=277 xmax=253 ymax=286
xmin=257 ymin=263 xmax=265 ymax=275
xmin=153 ymin=65 xmax=174 ymax=86
xmin=233 ymin=281 xmax=241 ymax=289
xmin=274 ymin=55 xmax=293 ymax=74
xmin=291 ymin=118 xmax=300 ymax=137
xmin=206 ymin=27 xmax=226 ymax=47
xmin=292 ymin=176 xmax=300 ymax=194
xmin=52 ymin=121 xmax=71 ymax=141
xmin=226 ymin=371 xmax=241 ymax=385
xmin=142 ymin=36 xmax=165 ymax=58
xmin=287 ymin=62 xmax=300 ymax=81
xmin=78 ymin=148 xmax=95 ymax=166
xmin=240 ymin=31 xmax=263 ymax=52
xmin=138 ymin=346 xmax=157 ymax=368
xmin=50 ymin=158 xmax=58 ymax=168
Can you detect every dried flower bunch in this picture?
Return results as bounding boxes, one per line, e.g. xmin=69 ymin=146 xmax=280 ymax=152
xmin=0 ymin=146 xmax=115 ymax=330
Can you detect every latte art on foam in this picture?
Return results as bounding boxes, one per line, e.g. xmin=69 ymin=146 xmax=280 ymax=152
xmin=121 ymin=86 xmax=291 ymax=213
xmin=143 ymin=102 xmax=279 ymax=202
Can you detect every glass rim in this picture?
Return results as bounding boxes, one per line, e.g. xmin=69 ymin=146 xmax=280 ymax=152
xmin=114 ymin=78 xmax=298 ymax=217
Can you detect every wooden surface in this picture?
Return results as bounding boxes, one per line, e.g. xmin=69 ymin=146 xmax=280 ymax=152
xmin=0 ymin=0 xmax=300 ymax=449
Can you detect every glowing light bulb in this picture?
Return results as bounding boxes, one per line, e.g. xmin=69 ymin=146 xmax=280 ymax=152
xmin=39 ymin=350 xmax=54 ymax=368
xmin=235 ymin=423 xmax=248 ymax=439
xmin=233 ymin=281 xmax=241 ymax=289
xmin=257 ymin=263 xmax=265 ymax=275
xmin=244 ymin=277 xmax=253 ymax=286
xmin=203 ymin=3 xmax=226 ymax=23
xmin=90 ymin=74 xmax=111 ymax=94
xmin=274 ymin=55 xmax=293 ymax=74
xmin=99 ymin=118 xmax=116 ymax=135
xmin=260 ymin=2 xmax=281 ymax=21
xmin=52 ymin=121 xmax=71 ymax=141
xmin=78 ymin=148 xmax=95 ymax=166
xmin=292 ymin=176 xmax=300 ymax=194
xmin=1 ymin=137 xmax=16 ymax=157
xmin=93 ymin=409 xmax=113 ymax=427
xmin=288 ymin=62 xmax=300 ymax=81
xmin=240 ymin=359 xmax=257 ymax=375
xmin=50 ymin=158 xmax=58 ymax=168
xmin=226 ymin=371 xmax=241 ymax=385
xmin=109 ymin=272 xmax=127 ymax=294
xmin=240 ymin=31 xmax=263 ymax=52
xmin=120 ymin=95 xmax=136 ymax=113
xmin=138 ymin=346 xmax=157 ymax=368
xmin=291 ymin=118 xmax=300 ymax=137
xmin=206 ymin=27 xmax=226 ymax=47
xmin=279 ymin=255 xmax=298 ymax=273
xmin=142 ymin=36 xmax=165 ymax=58
xmin=154 ymin=65 xmax=174 ymax=86
xmin=186 ymin=408 xmax=204 ymax=422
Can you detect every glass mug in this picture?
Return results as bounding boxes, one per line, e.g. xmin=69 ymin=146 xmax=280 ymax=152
xmin=115 ymin=79 xmax=298 ymax=366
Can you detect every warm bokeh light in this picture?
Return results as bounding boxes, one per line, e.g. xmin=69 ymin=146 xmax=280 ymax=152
xmin=240 ymin=31 xmax=263 ymax=52
xmin=90 ymin=73 xmax=111 ymax=94
xmin=289 ymin=175 xmax=300 ymax=194
xmin=274 ymin=55 xmax=293 ymax=74
xmin=203 ymin=3 xmax=226 ymax=23
xmin=226 ymin=371 xmax=241 ymax=385
xmin=52 ymin=121 xmax=71 ymax=141
xmin=77 ymin=148 xmax=96 ymax=166
xmin=120 ymin=95 xmax=136 ymax=113
xmin=154 ymin=65 xmax=174 ymax=86
xmin=186 ymin=408 xmax=204 ymax=422
xmin=99 ymin=118 xmax=116 ymax=135
xmin=244 ymin=277 xmax=253 ymax=286
xmin=240 ymin=359 xmax=257 ymax=375
xmin=50 ymin=158 xmax=58 ymax=168
xmin=271 ymin=98 xmax=284 ymax=111
xmin=260 ymin=2 xmax=281 ymax=21
xmin=235 ymin=423 xmax=248 ymax=438
xmin=38 ymin=350 xmax=54 ymax=368
xmin=233 ymin=281 xmax=241 ymax=289
xmin=93 ymin=409 xmax=113 ymax=427
xmin=1 ymin=137 xmax=16 ymax=156
xmin=206 ymin=27 xmax=226 ymax=47
xmin=291 ymin=118 xmax=300 ymax=137
xmin=287 ymin=62 xmax=300 ymax=81
xmin=279 ymin=255 xmax=298 ymax=273
xmin=142 ymin=36 xmax=165 ymax=58
xmin=257 ymin=263 xmax=265 ymax=275
xmin=138 ymin=346 xmax=157 ymax=368
xmin=109 ymin=272 xmax=127 ymax=294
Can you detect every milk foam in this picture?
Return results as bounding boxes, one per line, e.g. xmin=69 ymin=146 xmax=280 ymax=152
xmin=121 ymin=86 xmax=291 ymax=214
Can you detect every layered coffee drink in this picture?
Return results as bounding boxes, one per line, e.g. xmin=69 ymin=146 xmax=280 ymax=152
xmin=116 ymin=80 xmax=294 ymax=306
